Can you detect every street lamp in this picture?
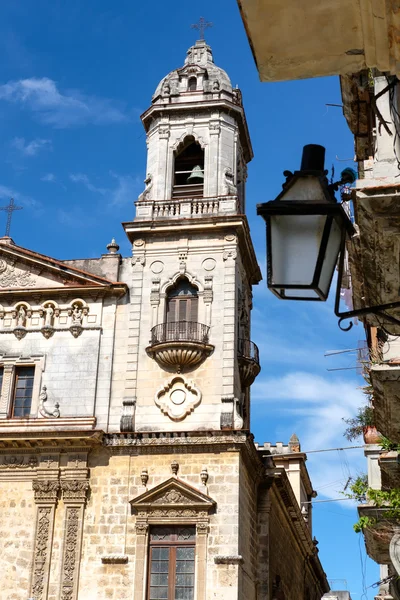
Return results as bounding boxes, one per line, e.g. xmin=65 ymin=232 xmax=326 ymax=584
xmin=257 ymin=144 xmax=355 ymax=302
xmin=257 ymin=144 xmax=400 ymax=332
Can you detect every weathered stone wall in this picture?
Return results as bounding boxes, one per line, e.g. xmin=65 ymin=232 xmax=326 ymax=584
xmin=268 ymin=486 xmax=324 ymax=600
xmin=0 ymin=480 xmax=35 ymax=600
xmin=75 ymin=447 xmax=241 ymax=600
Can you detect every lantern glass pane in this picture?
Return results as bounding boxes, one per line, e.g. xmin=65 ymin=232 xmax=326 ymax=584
xmin=318 ymin=216 xmax=342 ymax=297
xmin=270 ymin=214 xmax=327 ymax=287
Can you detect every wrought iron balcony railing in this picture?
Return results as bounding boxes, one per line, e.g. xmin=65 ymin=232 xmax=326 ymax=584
xmin=237 ymin=338 xmax=260 ymax=387
xmin=237 ymin=338 xmax=260 ymax=365
xmin=150 ymin=321 xmax=210 ymax=346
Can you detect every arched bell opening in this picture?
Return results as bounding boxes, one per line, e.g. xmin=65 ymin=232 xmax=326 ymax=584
xmin=187 ymin=77 xmax=197 ymax=91
xmin=172 ymin=136 xmax=204 ymax=199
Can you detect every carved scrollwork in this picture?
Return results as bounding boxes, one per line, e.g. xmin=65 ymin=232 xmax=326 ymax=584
xmin=61 ymin=479 xmax=90 ymax=502
xmin=32 ymin=480 xmax=60 ymax=503
xmin=0 ymin=454 xmax=38 ymax=469
xmin=61 ymin=507 xmax=80 ymax=600
xmin=31 ymin=506 xmax=52 ymax=600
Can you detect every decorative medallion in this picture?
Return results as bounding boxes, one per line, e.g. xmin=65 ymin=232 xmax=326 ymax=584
xmin=150 ymin=261 xmax=164 ymax=274
xmin=155 ymin=376 xmax=201 ymax=421
xmin=202 ymin=258 xmax=216 ymax=272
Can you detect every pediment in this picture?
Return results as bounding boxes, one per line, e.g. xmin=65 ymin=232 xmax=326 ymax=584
xmin=0 ymin=240 xmax=122 ymax=295
xmin=130 ymin=477 xmax=215 ymax=512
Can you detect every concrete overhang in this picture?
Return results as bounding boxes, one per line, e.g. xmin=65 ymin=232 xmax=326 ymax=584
xmin=370 ymin=365 xmax=400 ymax=441
xmin=358 ymin=504 xmax=399 ymax=563
xmin=348 ymin=183 xmax=400 ymax=333
xmin=379 ymin=450 xmax=400 ymax=489
xmin=237 ymin=0 xmax=400 ymax=82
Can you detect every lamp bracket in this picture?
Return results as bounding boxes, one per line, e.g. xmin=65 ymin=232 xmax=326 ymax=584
xmin=335 ymin=229 xmax=400 ymax=332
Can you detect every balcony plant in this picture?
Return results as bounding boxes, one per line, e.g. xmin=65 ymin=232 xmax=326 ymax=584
xmin=343 ymin=405 xmax=377 ymax=443
xmin=343 ymin=474 xmax=400 ymax=533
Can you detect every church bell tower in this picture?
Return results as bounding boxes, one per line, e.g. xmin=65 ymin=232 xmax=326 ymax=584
xmin=121 ymin=38 xmax=261 ymax=433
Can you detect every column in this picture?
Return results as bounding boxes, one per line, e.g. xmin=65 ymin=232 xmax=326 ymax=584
xmin=133 ymin=521 xmax=149 ymax=600
xmin=30 ymin=479 xmax=60 ymax=600
xmin=59 ymin=479 xmax=90 ymax=600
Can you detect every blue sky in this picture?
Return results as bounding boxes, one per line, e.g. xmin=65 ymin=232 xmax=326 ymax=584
xmin=0 ymin=1 xmax=378 ymax=597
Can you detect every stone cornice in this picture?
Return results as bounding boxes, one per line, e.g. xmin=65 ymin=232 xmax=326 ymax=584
xmin=0 ymin=429 xmax=103 ymax=449
xmin=123 ymin=215 xmax=262 ymax=285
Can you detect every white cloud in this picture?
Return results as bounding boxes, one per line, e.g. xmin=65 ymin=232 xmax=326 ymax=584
xmin=69 ymin=171 xmax=140 ymax=206
xmin=0 ymin=77 xmax=127 ymax=128
xmin=12 ymin=136 xmax=52 ymax=156
xmin=252 ymin=370 xmax=366 ymax=505
xmin=41 ymin=173 xmax=56 ymax=182
xmin=69 ymin=173 xmax=107 ymax=195
xmin=109 ymin=172 xmax=139 ymax=206
xmin=0 ymin=183 xmax=40 ymax=209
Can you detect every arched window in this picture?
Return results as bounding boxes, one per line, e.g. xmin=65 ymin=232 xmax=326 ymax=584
xmin=166 ymin=278 xmax=198 ymax=323
xmin=188 ymin=77 xmax=197 ymax=91
xmin=173 ymin=136 xmax=204 ymax=199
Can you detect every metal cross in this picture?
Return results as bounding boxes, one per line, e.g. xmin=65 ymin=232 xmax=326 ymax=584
xmin=0 ymin=198 xmax=23 ymax=237
xmin=191 ymin=17 xmax=213 ymax=41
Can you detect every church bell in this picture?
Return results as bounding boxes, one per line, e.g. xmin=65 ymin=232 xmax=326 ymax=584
xmin=187 ymin=165 xmax=204 ymax=184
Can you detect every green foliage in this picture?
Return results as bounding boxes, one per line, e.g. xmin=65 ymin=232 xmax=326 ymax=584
xmin=342 ymin=474 xmax=368 ymax=502
xmin=353 ymin=516 xmax=375 ymax=533
xmin=379 ymin=436 xmax=400 ymax=452
xmin=343 ymin=406 xmax=375 ymax=441
xmin=367 ymin=488 xmax=400 ymax=520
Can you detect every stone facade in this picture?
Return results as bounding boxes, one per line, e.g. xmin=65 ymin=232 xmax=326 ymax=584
xmin=0 ymin=40 xmax=329 ymax=600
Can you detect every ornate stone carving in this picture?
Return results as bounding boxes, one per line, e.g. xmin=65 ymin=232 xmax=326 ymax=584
xmin=61 ymin=479 xmax=90 ymax=502
xmin=120 ymin=398 xmax=136 ymax=432
xmin=0 ymin=262 xmax=36 ymax=288
xmin=61 ymin=506 xmax=80 ymax=600
xmin=69 ymin=324 xmax=83 ymax=338
xmin=390 ymin=531 xmax=400 ymax=576
xmin=0 ymin=454 xmax=38 ymax=468
xmin=104 ymin=431 xmax=248 ymax=447
xmin=155 ymin=376 xmax=202 ymax=421
xmin=171 ymin=460 xmax=179 ymax=476
xmin=224 ymin=168 xmax=237 ymax=195
xmin=32 ymin=480 xmax=60 ymax=503
xmin=141 ymin=468 xmax=149 ymax=487
xmin=41 ymin=326 xmax=55 ymax=339
xmin=31 ymin=506 xmax=52 ymax=600
xmin=214 ymin=555 xmax=244 ymax=564
xmin=135 ymin=521 xmax=149 ymax=534
xmin=138 ymin=174 xmax=153 ymax=201
xmin=223 ymin=249 xmax=237 ymax=261
xmin=200 ymin=466 xmax=208 ymax=486
xmin=13 ymin=326 xmax=27 ymax=340
xmin=153 ymin=489 xmax=196 ymax=504
xmin=39 ymin=385 xmax=60 ymax=418
xmin=132 ymin=255 xmax=145 ymax=267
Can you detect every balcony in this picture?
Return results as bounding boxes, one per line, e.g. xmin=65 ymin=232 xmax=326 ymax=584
xmin=370 ymin=365 xmax=400 ymax=441
xmin=237 ymin=338 xmax=261 ymax=387
xmin=358 ymin=505 xmax=399 ymax=564
xmin=146 ymin=321 xmax=214 ymax=373
xmin=135 ymin=195 xmax=238 ymax=221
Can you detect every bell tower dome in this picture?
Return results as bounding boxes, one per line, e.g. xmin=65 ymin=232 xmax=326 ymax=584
xmin=137 ymin=39 xmax=252 ymax=209
xmin=122 ymin=40 xmax=261 ymax=433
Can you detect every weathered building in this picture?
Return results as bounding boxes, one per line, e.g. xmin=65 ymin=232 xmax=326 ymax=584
xmin=0 ymin=39 xmax=329 ymax=600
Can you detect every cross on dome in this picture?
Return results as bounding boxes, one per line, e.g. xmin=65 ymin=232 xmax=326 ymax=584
xmin=191 ymin=17 xmax=213 ymax=41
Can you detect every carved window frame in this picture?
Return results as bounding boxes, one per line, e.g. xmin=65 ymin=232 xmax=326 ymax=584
xmin=0 ymin=354 xmax=45 ymax=419
xmin=130 ymin=478 xmax=215 ymax=600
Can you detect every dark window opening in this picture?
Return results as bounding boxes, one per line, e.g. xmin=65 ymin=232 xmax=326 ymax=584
xmin=12 ymin=366 xmax=34 ymax=418
xmin=173 ymin=136 xmax=204 ymax=199
xmin=187 ymin=77 xmax=197 ymax=91
xmin=148 ymin=526 xmax=196 ymax=600
xmin=166 ymin=278 xmax=198 ymax=324
xmin=0 ymin=367 xmax=3 ymax=399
